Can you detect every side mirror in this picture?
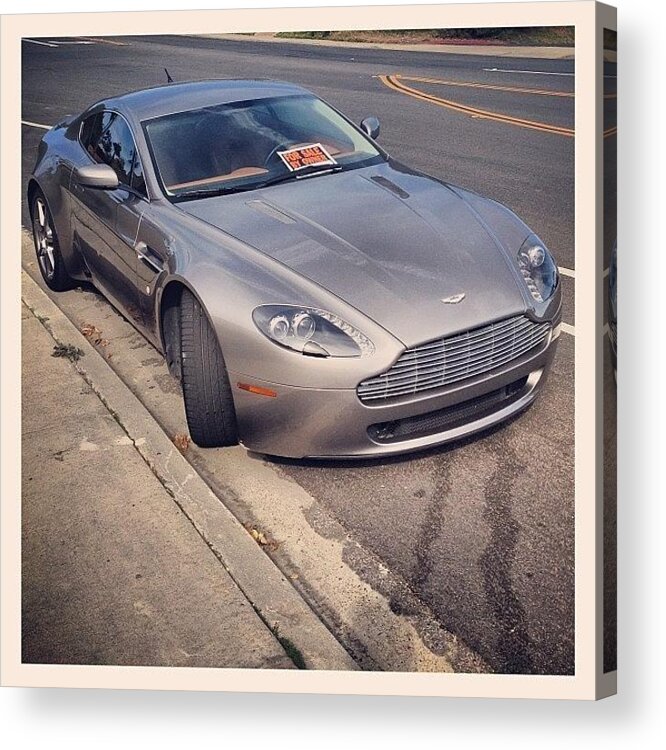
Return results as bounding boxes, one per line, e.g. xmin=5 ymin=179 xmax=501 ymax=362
xmin=75 ymin=163 xmax=119 ymax=190
xmin=360 ymin=116 xmax=380 ymax=140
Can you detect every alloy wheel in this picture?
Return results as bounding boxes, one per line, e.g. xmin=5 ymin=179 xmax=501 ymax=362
xmin=33 ymin=198 xmax=56 ymax=281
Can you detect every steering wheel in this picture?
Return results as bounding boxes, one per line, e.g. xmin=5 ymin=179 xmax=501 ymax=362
xmin=263 ymin=141 xmax=303 ymax=169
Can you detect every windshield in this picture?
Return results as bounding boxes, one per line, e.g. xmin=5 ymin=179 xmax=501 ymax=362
xmin=143 ymin=94 xmax=384 ymax=200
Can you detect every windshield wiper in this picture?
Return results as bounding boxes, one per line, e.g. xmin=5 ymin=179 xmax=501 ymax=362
xmin=174 ymin=184 xmax=254 ymax=202
xmin=175 ymin=165 xmax=344 ymax=202
xmin=252 ymin=164 xmax=343 ymax=191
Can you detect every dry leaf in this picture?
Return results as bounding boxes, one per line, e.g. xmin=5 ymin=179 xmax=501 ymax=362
xmin=252 ymin=529 xmax=268 ymax=545
xmin=243 ymin=522 xmax=280 ymax=550
xmin=173 ymin=433 xmax=190 ymax=453
xmin=81 ymin=323 xmax=101 ymax=338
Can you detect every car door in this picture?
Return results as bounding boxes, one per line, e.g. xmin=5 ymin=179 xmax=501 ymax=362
xmin=70 ymin=111 xmax=147 ymax=327
xmin=133 ymin=209 xmax=171 ymax=347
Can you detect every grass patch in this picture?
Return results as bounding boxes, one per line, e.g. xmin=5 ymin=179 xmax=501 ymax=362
xmin=52 ymin=343 xmax=84 ymax=362
xmin=276 ymin=26 xmax=574 ymax=47
xmin=271 ymin=624 xmax=307 ymax=669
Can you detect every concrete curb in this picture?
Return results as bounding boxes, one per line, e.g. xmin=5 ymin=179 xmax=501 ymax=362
xmin=21 ymin=270 xmax=358 ymax=672
xmin=193 ymin=33 xmax=575 ymax=60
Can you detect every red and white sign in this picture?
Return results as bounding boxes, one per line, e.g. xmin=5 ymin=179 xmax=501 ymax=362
xmin=277 ymin=143 xmax=337 ymax=172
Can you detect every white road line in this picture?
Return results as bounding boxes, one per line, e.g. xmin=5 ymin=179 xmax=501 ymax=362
xmin=80 ymin=36 xmax=127 ymax=46
xmin=483 ymin=67 xmax=574 ymax=77
xmin=46 ymin=40 xmax=95 ymax=45
xmin=23 ymin=38 xmax=59 ymax=48
xmin=484 ymin=67 xmax=616 ymax=79
xmin=22 ymin=120 xmax=51 ymax=130
xmin=558 ymin=267 xmax=610 ymax=279
xmin=603 ymin=323 xmax=610 ymax=337
xmin=561 ymin=322 xmax=575 ymax=336
xmin=23 ymin=37 xmax=101 ymax=47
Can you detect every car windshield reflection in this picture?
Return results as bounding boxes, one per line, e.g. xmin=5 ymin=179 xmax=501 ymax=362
xmin=143 ymin=94 xmax=383 ymax=200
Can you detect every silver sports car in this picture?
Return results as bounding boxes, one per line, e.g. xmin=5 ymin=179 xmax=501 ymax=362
xmin=29 ymin=79 xmax=561 ymax=458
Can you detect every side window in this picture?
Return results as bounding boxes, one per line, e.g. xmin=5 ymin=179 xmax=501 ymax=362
xmin=85 ymin=112 xmax=147 ymax=197
xmin=79 ymin=111 xmax=112 ymax=156
xmin=129 ymin=148 xmax=147 ymax=196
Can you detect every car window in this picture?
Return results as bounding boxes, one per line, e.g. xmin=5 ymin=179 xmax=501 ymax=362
xmin=80 ymin=111 xmax=113 ymax=155
xmin=84 ymin=112 xmax=146 ymax=197
xmin=129 ymin=148 xmax=147 ymax=195
xmin=143 ymin=94 xmax=383 ymax=200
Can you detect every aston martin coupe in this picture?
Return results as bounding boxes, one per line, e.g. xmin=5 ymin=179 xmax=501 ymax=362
xmin=28 ymin=79 xmax=561 ymax=458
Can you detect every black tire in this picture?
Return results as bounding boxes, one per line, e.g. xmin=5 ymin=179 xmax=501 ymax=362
xmin=30 ymin=189 xmax=73 ymax=292
xmin=179 ymin=288 xmax=239 ymax=448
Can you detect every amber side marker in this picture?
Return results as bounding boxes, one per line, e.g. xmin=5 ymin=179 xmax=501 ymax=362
xmin=237 ymin=382 xmax=278 ymax=398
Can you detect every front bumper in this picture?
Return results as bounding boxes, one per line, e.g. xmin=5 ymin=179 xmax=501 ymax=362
xmin=230 ymin=325 xmax=559 ymax=458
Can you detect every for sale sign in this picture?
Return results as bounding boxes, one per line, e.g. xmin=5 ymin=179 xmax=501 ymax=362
xmin=277 ymin=143 xmax=337 ymax=172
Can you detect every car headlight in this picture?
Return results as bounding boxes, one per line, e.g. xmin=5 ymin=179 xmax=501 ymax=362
xmin=252 ymin=305 xmax=375 ymax=358
xmin=517 ymin=234 xmax=559 ymax=303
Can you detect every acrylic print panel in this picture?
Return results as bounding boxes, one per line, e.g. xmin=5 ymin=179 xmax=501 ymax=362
xmin=1 ymin=1 xmax=608 ymax=700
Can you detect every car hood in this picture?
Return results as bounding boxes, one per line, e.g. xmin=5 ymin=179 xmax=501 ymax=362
xmin=179 ymin=163 xmax=529 ymax=347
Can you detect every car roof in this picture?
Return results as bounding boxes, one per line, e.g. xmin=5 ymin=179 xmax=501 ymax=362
xmin=94 ymin=79 xmax=311 ymax=121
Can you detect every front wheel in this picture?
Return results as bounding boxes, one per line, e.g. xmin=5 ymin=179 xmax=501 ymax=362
xmin=30 ymin=190 xmax=73 ymax=292
xmin=179 ymin=289 xmax=239 ymax=448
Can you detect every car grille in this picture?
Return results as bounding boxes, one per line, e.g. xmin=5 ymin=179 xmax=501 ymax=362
xmin=368 ymin=376 xmax=529 ymax=443
xmin=357 ymin=315 xmax=551 ymax=404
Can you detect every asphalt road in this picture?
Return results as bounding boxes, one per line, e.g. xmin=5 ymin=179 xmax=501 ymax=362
xmin=21 ymin=34 xmax=577 ymax=674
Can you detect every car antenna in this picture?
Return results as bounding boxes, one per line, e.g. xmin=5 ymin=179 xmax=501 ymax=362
xmin=164 ymin=68 xmax=174 ymax=84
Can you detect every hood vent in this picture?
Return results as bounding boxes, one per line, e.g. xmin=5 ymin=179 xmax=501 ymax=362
xmin=370 ymin=175 xmax=410 ymax=199
xmin=246 ymin=200 xmax=297 ymax=224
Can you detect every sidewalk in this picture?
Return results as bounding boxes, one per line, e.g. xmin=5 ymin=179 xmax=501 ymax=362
xmin=21 ymin=300 xmax=294 ymax=670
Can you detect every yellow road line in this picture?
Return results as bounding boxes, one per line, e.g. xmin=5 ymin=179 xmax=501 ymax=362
xmin=403 ymin=74 xmax=616 ymax=100
xmin=379 ymin=74 xmax=574 ymax=137
xmin=398 ymin=74 xmax=575 ymax=98
xmin=604 ymin=126 xmax=617 ymax=138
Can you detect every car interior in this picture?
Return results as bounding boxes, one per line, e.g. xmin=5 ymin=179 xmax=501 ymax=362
xmin=146 ymin=100 xmax=354 ymax=194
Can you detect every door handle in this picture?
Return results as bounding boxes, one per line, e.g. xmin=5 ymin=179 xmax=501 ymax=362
xmin=135 ymin=241 xmax=163 ymax=273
